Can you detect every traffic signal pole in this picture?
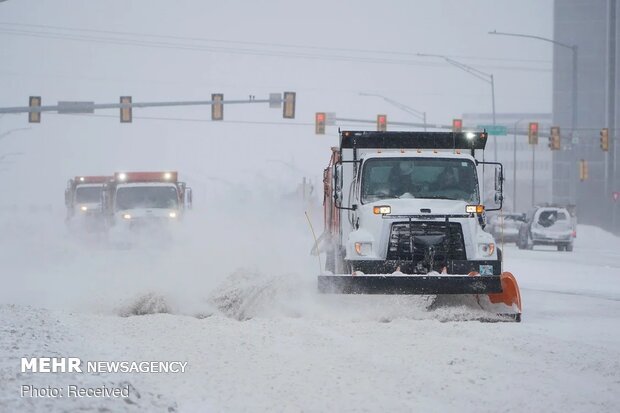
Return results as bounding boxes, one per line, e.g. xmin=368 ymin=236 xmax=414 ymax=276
xmin=0 ymin=93 xmax=294 ymax=122
xmin=0 ymin=97 xmax=276 ymax=114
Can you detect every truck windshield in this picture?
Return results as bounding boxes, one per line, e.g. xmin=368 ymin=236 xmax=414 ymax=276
xmin=361 ymin=158 xmax=479 ymax=204
xmin=75 ymin=186 xmax=102 ymax=203
xmin=115 ymin=186 xmax=179 ymax=210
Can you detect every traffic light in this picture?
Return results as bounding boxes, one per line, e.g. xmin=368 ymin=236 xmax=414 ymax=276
xmin=600 ymin=128 xmax=609 ymax=151
xmin=28 ymin=96 xmax=41 ymax=123
xmin=315 ymin=112 xmax=326 ymax=135
xmin=377 ymin=114 xmax=387 ymax=132
xmin=528 ymin=122 xmax=539 ymax=145
xmin=452 ymin=118 xmax=462 ymax=133
xmin=119 ymin=96 xmax=132 ymax=123
xmin=211 ymin=93 xmax=223 ymax=121
xmin=579 ymin=159 xmax=589 ymax=181
xmin=283 ymin=92 xmax=296 ymax=119
xmin=549 ymin=126 xmax=561 ymax=150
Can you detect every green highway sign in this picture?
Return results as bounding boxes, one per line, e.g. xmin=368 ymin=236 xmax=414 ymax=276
xmin=477 ymin=124 xmax=507 ymax=136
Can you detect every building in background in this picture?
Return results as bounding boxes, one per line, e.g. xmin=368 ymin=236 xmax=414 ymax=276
xmin=553 ymin=0 xmax=619 ymax=232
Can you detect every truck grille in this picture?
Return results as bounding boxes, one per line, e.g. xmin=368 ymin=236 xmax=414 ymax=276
xmin=387 ymin=221 xmax=466 ymax=262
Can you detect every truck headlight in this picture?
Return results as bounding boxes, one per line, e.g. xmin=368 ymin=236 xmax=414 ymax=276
xmin=169 ymin=212 xmax=177 ymax=218
xmin=122 ymin=213 xmax=132 ymax=220
xmin=466 ymin=205 xmax=485 ymax=214
xmin=80 ymin=205 xmax=88 ymax=212
xmin=478 ymin=243 xmax=495 ymax=257
xmin=354 ymin=242 xmax=372 ymax=256
xmin=373 ymin=205 xmax=391 ymax=215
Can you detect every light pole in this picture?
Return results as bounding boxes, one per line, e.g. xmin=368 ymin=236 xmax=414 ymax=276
xmin=513 ymin=118 xmax=525 ymax=212
xmin=532 ymin=136 xmax=536 ymax=207
xmin=417 ymin=53 xmax=497 ymax=160
xmin=489 ymin=30 xmax=578 ymax=204
xmin=359 ymin=92 xmax=427 ymax=131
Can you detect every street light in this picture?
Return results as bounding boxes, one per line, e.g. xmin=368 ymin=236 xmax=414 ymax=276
xmin=359 ymin=92 xmax=427 ymax=131
xmin=489 ymin=30 xmax=577 ymax=134
xmin=489 ymin=30 xmax=579 ymax=206
xmin=417 ymin=53 xmax=497 ymax=160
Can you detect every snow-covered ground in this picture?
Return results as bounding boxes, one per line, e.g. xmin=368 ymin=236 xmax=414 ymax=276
xmin=1 ymin=206 xmax=619 ymax=412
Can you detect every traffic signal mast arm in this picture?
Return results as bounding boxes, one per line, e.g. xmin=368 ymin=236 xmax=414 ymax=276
xmin=0 ymin=92 xmax=296 ymax=122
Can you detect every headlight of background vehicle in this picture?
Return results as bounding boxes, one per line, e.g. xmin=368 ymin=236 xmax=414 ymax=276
xmin=122 ymin=213 xmax=132 ymax=220
xmin=478 ymin=243 xmax=495 ymax=257
xmin=169 ymin=212 xmax=177 ymax=218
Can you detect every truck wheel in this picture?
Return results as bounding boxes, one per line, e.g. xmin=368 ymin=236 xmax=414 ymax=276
xmin=566 ymin=244 xmax=574 ymax=252
xmin=557 ymin=245 xmax=564 ymax=251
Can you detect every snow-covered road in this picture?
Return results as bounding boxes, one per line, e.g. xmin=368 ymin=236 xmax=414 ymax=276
xmin=1 ymin=211 xmax=619 ymax=412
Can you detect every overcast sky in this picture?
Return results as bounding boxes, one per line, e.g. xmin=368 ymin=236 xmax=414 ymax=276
xmin=0 ymin=0 xmax=553 ymax=205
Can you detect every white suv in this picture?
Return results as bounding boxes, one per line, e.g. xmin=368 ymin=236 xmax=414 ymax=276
xmin=517 ymin=207 xmax=575 ymax=251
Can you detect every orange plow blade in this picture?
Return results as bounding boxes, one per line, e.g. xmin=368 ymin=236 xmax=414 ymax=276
xmin=487 ymin=272 xmax=522 ymax=322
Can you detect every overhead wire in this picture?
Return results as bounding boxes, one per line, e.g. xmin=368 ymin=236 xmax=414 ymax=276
xmin=0 ymin=21 xmax=552 ymax=64
xmin=0 ymin=23 xmax=552 ymax=73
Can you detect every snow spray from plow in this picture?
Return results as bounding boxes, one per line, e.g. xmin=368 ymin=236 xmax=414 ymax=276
xmin=317 ymin=272 xmax=522 ymax=322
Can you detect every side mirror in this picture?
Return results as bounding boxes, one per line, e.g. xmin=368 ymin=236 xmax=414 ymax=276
xmin=64 ymin=189 xmax=71 ymax=208
xmin=334 ymin=164 xmax=342 ymax=206
xmin=494 ymin=167 xmax=503 ymax=191
xmin=185 ymin=187 xmax=193 ymax=210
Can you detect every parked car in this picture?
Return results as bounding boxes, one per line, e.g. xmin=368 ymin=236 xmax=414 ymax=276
xmin=517 ymin=206 xmax=575 ymax=251
xmin=487 ymin=213 xmax=526 ymax=243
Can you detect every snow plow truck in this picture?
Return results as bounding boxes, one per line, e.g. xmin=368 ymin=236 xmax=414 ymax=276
xmin=65 ymin=175 xmax=110 ymax=231
xmin=316 ymin=130 xmax=522 ymax=322
xmin=101 ymin=171 xmax=192 ymax=233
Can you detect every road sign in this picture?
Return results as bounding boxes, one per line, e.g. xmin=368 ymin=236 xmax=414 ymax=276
xmin=477 ymin=124 xmax=507 ymax=136
xmin=269 ymin=93 xmax=281 ymax=108
xmin=58 ymin=101 xmax=95 ymax=114
xmin=613 ymin=192 xmax=620 ymax=202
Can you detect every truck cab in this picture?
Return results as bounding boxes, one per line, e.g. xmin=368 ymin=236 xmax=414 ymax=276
xmin=102 ymin=171 xmax=192 ymax=231
xmin=322 ymin=131 xmax=504 ymax=276
xmin=65 ymin=176 xmax=110 ymax=229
